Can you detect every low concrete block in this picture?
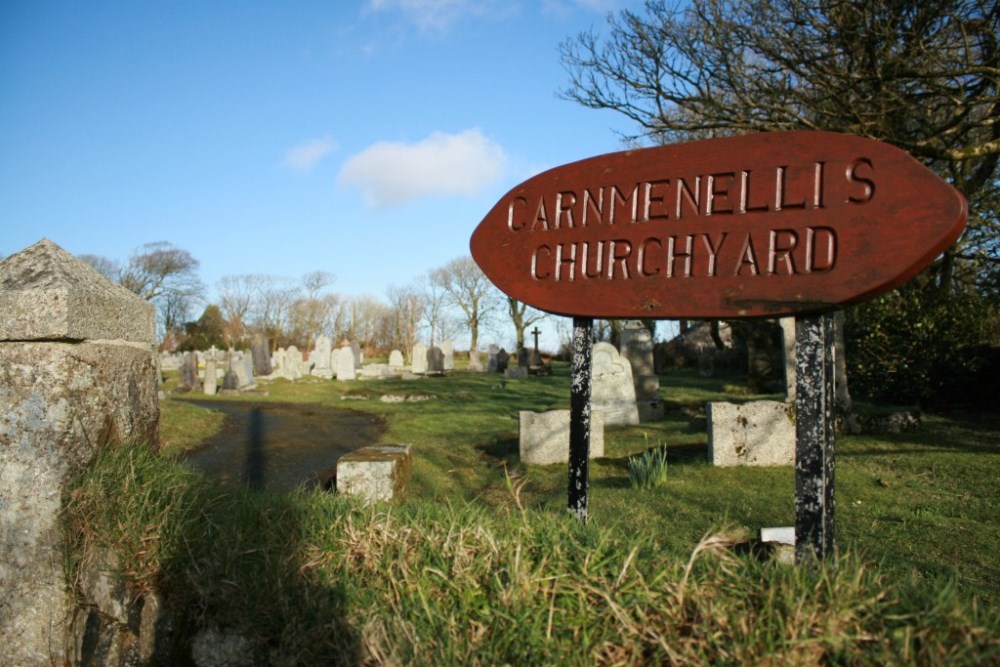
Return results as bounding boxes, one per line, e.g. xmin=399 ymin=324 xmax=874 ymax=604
xmin=707 ymin=400 xmax=795 ymax=466
xmin=336 ymin=444 xmax=412 ymax=502
xmin=519 ymin=410 xmax=605 ymax=465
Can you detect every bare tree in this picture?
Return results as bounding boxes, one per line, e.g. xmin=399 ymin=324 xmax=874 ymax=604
xmin=217 ymin=274 xmax=263 ymax=348
xmin=386 ymin=283 xmax=426 ymax=356
xmin=507 ymin=297 xmax=548 ymax=350
xmin=295 ymin=271 xmax=337 ymax=353
xmin=560 ymin=0 xmax=999 ymax=288
xmin=78 ymin=254 xmax=121 ymax=283
xmin=430 ymin=256 xmax=501 ymax=354
xmin=119 ymin=241 xmax=204 ymax=302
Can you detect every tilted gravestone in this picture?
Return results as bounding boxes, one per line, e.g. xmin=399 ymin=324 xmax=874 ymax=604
xmin=0 ymin=239 xmax=159 ymax=665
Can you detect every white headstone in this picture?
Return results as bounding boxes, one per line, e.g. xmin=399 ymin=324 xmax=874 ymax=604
xmin=412 ymin=342 xmax=427 ymax=374
xmin=707 ymin=400 xmax=795 ymax=466
xmin=591 ymin=342 xmax=640 ymax=425
xmin=389 ymin=349 xmax=405 ymax=369
xmin=441 ymin=340 xmax=454 ymax=371
xmin=519 ymin=410 xmax=605 ymax=465
xmin=335 ymin=347 xmax=357 ymax=380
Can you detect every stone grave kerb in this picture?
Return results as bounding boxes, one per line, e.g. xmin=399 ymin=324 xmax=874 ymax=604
xmin=0 ymin=238 xmax=159 ymax=665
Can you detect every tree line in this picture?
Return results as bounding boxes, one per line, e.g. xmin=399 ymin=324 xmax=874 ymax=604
xmin=81 ymin=246 xmax=550 ymax=359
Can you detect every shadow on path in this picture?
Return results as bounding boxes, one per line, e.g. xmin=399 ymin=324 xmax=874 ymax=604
xmin=182 ymin=400 xmax=385 ymax=492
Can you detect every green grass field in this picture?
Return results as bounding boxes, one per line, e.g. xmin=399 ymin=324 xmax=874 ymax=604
xmin=69 ymin=363 xmax=999 ymax=663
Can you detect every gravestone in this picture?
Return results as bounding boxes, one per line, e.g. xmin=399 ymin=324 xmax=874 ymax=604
xmin=620 ymin=321 xmax=663 ymax=421
xmin=517 ymin=347 xmax=529 ymax=368
xmin=336 ymin=445 xmax=412 ymax=503
xmin=441 ymin=340 xmax=454 ymax=371
xmin=707 ymin=401 xmax=795 ymax=466
xmin=505 ymin=365 xmax=528 ymax=380
xmin=426 ymin=346 xmax=445 ymax=375
xmin=0 ymin=239 xmax=158 ymax=665
xmin=519 ymin=410 xmax=605 ymax=465
xmin=495 ymin=348 xmax=509 ymax=373
xmin=311 ymin=335 xmax=333 ymax=379
xmin=591 ymin=342 xmax=640 ymax=425
xmin=251 ymin=333 xmax=272 ymax=376
xmin=203 ymin=357 xmax=218 ymax=395
xmin=350 ymin=341 xmax=362 ymax=367
xmin=222 ymin=369 xmax=239 ymax=391
xmin=232 ymin=354 xmax=255 ymax=389
xmin=388 ymin=349 xmax=405 ymax=369
xmin=335 ymin=345 xmax=357 ymax=381
xmin=468 ymin=349 xmax=483 ymax=372
xmin=411 ymin=342 xmax=427 ymax=374
xmin=178 ymin=352 xmax=198 ymax=392
xmin=486 ymin=344 xmax=499 ymax=372
xmin=285 ymin=345 xmax=303 ymax=380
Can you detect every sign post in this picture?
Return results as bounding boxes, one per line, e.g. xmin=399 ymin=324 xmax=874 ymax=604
xmin=471 ymin=130 xmax=967 ymax=549
xmin=794 ymin=313 xmax=836 ymax=561
xmin=567 ymin=317 xmax=594 ymax=521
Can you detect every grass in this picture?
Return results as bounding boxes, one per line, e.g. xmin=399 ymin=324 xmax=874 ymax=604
xmin=74 ymin=364 xmax=1000 ymax=663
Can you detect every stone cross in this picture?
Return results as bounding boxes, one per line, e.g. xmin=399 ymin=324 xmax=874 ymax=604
xmin=531 ymin=326 xmax=542 ymax=351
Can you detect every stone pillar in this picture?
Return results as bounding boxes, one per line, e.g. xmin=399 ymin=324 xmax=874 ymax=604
xmin=0 ymin=239 xmax=159 ymax=666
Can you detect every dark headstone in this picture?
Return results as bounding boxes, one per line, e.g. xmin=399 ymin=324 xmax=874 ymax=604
xmin=427 ymin=346 xmax=445 ymax=375
xmin=222 ymin=369 xmax=239 ymax=391
xmin=178 ymin=352 xmax=198 ymax=392
xmin=517 ymin=347 xmax=529 ymax=368
xmin=251 ymin=334 xmax=272 ymax=376
xmin=495 ymin=348 xmax=509 ymax=373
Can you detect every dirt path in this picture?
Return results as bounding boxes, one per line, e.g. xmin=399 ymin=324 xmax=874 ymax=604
xmin=181 ymin=400 xmax=386 ymax=492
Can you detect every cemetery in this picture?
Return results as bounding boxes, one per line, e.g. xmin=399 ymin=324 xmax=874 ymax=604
xmin=0 ymin=235 xmax=997 ymax=665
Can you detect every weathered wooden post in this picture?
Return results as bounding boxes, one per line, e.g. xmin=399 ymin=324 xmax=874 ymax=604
xmin=471 ymin=130 xmax=967 ymax=545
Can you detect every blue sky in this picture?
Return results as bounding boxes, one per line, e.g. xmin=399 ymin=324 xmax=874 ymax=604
xmin=1 ymin=0 xmax=645 ymax=325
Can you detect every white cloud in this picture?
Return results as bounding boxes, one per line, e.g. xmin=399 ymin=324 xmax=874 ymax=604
xmin=283 ymin=135 xmax=337 ymax=171
xmin=338 ymin=128 xmax=507 ymax=208
xmin=364 ymin=0 xmax=512 ymax=32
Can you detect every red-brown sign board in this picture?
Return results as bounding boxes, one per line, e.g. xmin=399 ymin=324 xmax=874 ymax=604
xmin=471 ymin=131 xmax=967 ymax=319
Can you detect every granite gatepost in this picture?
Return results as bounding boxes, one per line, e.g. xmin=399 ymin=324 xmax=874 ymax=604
xmin=0 ymin=239 xmax=159 ymax=666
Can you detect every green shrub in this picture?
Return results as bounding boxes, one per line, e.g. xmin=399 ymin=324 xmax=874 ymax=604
xmin=627 ymin=446 xmax=668 ymax=489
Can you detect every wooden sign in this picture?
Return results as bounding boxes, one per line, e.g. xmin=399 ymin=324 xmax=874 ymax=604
xmin=471 ymin=131 xmax=967 ymax=319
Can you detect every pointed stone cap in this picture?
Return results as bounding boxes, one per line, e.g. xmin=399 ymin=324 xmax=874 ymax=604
xmin=0 ymin=238 xmax=155 ymax=344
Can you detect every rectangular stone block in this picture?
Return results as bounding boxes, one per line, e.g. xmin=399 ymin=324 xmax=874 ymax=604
xmin=519 ymin=410 xmax=604 ymax=465
xmin=336 ymin=444 xmax=412 ymax=502
xmin=637 ymin=399 xmax=664 ymax=422
xmin=707 ymin=400 xmax=795 ymax=466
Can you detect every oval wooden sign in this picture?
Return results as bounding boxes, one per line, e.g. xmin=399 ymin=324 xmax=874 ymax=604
xmin=471 ymin=131 xmax=966 ymax=319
